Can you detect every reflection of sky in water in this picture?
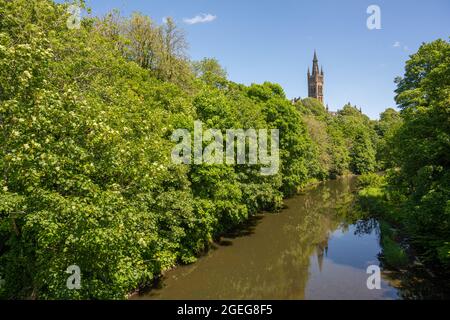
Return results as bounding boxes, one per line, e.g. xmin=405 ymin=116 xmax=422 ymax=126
xmin=327 ymin=224 xmax=380 ymax=269
xmin=305 ymin=223 xmax=400 ymax=300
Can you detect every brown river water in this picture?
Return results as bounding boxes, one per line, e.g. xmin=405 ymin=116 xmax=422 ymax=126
xmin=134 ymin=176 xmax=446 ymax=300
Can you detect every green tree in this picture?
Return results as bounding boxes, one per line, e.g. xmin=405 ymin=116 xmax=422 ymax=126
xmin=388 ymin=39 xmax=450 ymax=265
xmin=336 ymin=104 xmax=377 ymax=174
xmin=192 ymin=58 xmax=227 ymax=88
xmin=298 ymin=97 xmax=328 ymax=118
xmin=375 ymin=108 xmax=402 ymax=169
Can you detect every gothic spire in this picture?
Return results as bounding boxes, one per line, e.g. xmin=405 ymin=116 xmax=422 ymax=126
xmin=312 ymin=50 xmax=319 ymax=75
xmin=307 ymin=50 xmax=324 ymax=103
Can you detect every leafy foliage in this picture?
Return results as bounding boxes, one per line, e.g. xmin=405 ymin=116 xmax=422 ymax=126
xmin=388 ymin=39 xmax=450 ymax=266
xmin=365 ymin=39 xmax=450 ymax=268
xmin=296 ymin=99 xmax=377 ymax=178
xmin=0 ymin=0 xmax=382 ymax=299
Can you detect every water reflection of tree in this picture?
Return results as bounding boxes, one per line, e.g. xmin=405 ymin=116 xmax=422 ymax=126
xmin=222 ymin=178 xmax=357 ymax=299
xmin=353 ymin=219 xmax=379 ymax=236
xmin=342 ymin=193 xmax=450 ymax=299
xmin=382 ymin=266 xmax=450 ymax=300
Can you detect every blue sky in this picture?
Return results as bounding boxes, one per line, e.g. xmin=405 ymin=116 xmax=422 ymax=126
xmin=78 ymin=0 xmax=449 ymax=119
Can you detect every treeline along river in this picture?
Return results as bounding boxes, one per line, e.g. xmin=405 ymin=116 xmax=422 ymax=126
xmin=134 ymin=176 xmax=447 ymax=300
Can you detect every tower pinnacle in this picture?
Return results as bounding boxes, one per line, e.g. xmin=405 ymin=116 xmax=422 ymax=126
xmin=307 ymin=51 xmax=324 ymax=103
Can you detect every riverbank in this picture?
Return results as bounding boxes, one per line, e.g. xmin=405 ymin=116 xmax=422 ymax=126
xmin=131 ymin=176 xmax=403 ymax=300
xmin=130 ymin=175 xmax=450 ymax=300
xmin=356 ymin=173 xmax=450 ymax=298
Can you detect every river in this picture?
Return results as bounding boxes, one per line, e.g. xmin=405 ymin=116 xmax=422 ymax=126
xmin=134 ymin=176 xmax=444 ymax=300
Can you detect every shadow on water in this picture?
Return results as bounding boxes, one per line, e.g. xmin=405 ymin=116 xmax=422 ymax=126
xmin=220 ymin=214 xmax=265 ymax=241
xmin=209 ymin=215 xmax=265 ymax=248
xmin=134 ymin=176 xmax=450 ymax=300
xmin=382 ymin=267 xmax=450 ymax=300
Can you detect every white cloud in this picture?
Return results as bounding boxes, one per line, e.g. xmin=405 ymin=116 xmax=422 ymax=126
xmin=183 ymin=13 xmax=217 ymax=25
xmin=393 ymin=41 xmax=410 ymax=52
